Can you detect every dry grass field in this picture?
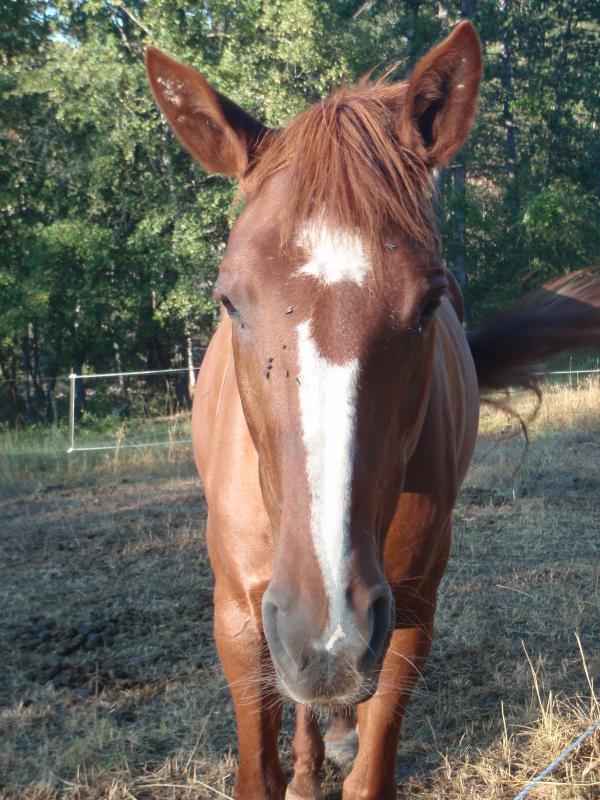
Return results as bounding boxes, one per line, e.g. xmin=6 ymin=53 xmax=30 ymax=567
xmin=1 ymin=380 xmax=599 ymax=799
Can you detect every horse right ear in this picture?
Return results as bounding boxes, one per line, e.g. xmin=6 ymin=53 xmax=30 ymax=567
xmin=145 ymin=47 xmax=268 ymax=178
xmin=398 ymin=21 xmax=482 ymax=168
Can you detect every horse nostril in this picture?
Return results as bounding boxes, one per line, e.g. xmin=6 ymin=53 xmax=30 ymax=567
xmin=298 ymin=653 xmax=309 ymax=671
xmin=364 ymin=586 xmax=394 ymax=668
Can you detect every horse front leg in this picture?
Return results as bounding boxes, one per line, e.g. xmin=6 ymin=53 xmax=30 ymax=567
xmin=324 ymin=708 xmax=358 ymax=766
xmin=214 ymin=584 xmax=287 ymax=800
xmin=342 ymin=617 xmax=434 ymax=800
xmin=286 ymin=705 xmax=325 ymax=800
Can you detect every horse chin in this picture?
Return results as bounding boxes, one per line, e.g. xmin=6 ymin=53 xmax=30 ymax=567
xmin=277 ymin=677 xmax=377 ymax=711
xmin=270 ymin=627 xmax=392 ymax=710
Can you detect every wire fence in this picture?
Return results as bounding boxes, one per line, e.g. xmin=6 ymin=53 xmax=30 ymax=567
xmin=1 ymin=362 xmax=598 ymax=457
xmin=63 ymin=365 xmax=600 ymax=455
xmin=537 ymin=366 xmax=600 ymax=383
xmin=66 ymin=366 xmax=200 ymax=453
xmin=512 ymin=719 xmax=600 ymax=799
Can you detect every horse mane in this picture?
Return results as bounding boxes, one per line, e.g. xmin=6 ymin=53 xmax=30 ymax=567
xmin=241 ymin=79 xmax=439 ymax=258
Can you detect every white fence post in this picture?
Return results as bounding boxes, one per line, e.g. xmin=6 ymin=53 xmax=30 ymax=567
xmin=67 ymin=371 xmax=76 ymax=453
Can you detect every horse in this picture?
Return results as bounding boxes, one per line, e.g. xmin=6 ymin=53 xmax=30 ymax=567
xmin=146 ymin=21 xmax=600 ymax=800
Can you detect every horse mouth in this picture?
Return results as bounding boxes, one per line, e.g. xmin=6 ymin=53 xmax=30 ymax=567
xmin=262 ymin=584 xmax=394 ymax=710
xmin=274 ymin=670 xmax=378 ymax=710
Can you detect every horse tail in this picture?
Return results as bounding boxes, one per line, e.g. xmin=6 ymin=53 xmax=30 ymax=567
xmin=467 ymin=268 xmax=600 ymax=392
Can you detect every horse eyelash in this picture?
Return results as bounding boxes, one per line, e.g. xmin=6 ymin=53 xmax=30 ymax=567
xmin=212 ymin=287 xmax=237 ymax=315
xmin=420 ymin=297 xmax=442 ymax=321
xmin=220 ymin=295 xmax=237 ymax=316
xmin=218 ymin=294 xmax=247 ymax=328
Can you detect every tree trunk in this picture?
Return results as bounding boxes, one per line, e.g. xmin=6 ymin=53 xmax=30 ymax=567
xmin=73 ymin=358 xmax=86 ymax=420
xmin=445 ymin=0 xmax=473 ymax=296
xmin=185 ymin=323 xmax=195 ymax=399
xmin=45 ymin=377 xmax=57 ymax=426
xmin=21 ymin=332 xmax=32 ymax=421
xmin=450 ymin=164 xmax=467 ymax=291
xmin=113 ymin=337 xmax=128 ymax=407
xmin=405 ymin=2 xmax=420 ymax=62
xmin=431 ymin=167 xmax=445 ymax=222
xmin=31 ymin=322 xmax=46 ymax=417
xmin=500 ymin=4 xmax=518 ymax=186
xmin=548 ymin=7 xmax=574 ymax=174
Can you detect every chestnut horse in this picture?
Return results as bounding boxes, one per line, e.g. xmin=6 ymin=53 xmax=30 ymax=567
xmin=146 ymin=22 xmax=600 ymax=800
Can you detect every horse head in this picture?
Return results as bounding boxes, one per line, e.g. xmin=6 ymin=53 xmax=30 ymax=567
xmin=146 ymin=21 xmax=481 ymax=707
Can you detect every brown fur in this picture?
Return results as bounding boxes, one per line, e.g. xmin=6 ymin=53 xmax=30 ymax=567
xmin=239 ymin=20 xmax=482 ymax=263
xmin=242 ymin=82 xmax=437 ymax=258
xmin=145 ymin=47 xmax=267 ymax=176
xmin=145 ymin=23 xmax=600 ymax=800
xmin=398 ymin=21 xmax=482 ymax=167
xmin=146 ymin=22 xmax=600 ymax=797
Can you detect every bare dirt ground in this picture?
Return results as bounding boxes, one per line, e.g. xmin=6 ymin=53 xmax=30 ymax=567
xmin=1 ymin=385 xmax=599 ymax=799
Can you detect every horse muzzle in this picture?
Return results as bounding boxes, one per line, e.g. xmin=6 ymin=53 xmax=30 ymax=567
xmin=262 ymin=583 xmax=394 ymax=707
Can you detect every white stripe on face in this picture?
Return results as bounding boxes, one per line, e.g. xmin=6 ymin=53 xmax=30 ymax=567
xmin=298 ymin=220 xmax=370 ymax=286
xmin=325 ymin=623 xmax=346 ymax=652
xmin=296 ymin=319 xmax=359 ymax=629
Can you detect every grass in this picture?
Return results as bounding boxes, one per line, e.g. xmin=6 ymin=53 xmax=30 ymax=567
xmin=1 ymin=379 xmax=599 ymax=798
xmin=0 ymin=414 xmax=192 ymax=495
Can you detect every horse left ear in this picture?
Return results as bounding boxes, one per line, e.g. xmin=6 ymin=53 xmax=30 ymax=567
xmin=145 ymin=47 xmax=268 ymax=177
xmin=398 ymin=20 xmax=482 ymax=168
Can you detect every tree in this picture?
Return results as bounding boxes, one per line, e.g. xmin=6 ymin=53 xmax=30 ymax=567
xmin=1 ymin=1 xmax=598 ymax=424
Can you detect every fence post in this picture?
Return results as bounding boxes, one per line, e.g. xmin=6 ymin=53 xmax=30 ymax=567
xmin=67 ymin=371 xmax=76 ymax=453
xmin=569 ymin=355 xmax=573 ymax=388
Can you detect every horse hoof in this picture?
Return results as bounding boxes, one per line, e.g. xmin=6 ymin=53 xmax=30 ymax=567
xmin=324 ymin=728 xmax=359 ymax=767
xmin=285 ymin=784 xmax=324 ymax=800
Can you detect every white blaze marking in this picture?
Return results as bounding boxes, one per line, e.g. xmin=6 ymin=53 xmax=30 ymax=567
xmin=296 ymin=319 xmax=359 ymax=627
xmin=325 ymin=624 xmax=346 ymax=652
xmin=297 ymin=220 xmax=370 ymax=286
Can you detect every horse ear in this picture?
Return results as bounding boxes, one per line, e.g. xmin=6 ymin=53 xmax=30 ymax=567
xmin=145 ymin=47 xmax=268 ymax=177
xmin=398 ymin=20 xmax=482 ymax=167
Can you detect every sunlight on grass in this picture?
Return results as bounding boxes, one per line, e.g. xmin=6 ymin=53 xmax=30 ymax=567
xmin=1 ymin=381 xmax=598 ymax=799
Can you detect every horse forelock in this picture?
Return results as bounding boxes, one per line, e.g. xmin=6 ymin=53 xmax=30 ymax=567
xmin=240 ymin=79 xmax=440 ymax=261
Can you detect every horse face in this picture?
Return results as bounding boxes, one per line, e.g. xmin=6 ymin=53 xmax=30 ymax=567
xmin=146 ymin=21 xmax=481 ymax=706
xmin=214 ymin=173 xmax=447 ymax=705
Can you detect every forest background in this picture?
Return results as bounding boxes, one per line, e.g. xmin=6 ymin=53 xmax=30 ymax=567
xmin=1 ymin=0 xmax=599 ymax=425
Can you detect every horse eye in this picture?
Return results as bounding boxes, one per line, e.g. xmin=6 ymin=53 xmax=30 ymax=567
xmin=220 ymin=295 xmax=237 ymax=316
xmin=420 ymin=296 xmax=442 ymax=323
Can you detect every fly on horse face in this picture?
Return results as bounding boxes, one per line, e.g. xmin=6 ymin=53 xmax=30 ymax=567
xmin=146 ymin=21 xmax=600 ymax=800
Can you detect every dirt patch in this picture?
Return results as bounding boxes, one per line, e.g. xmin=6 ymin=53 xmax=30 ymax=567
xmin=1 ymin=397 xmax=599 ymax=798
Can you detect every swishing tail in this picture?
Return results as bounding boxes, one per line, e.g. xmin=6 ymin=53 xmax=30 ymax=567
xmin=467 ymin=269 xmax=600 ymax=392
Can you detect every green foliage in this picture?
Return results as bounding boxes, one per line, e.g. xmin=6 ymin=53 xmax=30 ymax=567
xmin=1 ymin=0 xmax=599 ymax=423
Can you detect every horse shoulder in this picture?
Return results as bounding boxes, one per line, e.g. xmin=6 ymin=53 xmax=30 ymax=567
xmin=384 ymin=300 xmax=479 ymax=595
xmin=192 ymin=317 xmax=273 ymax=591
